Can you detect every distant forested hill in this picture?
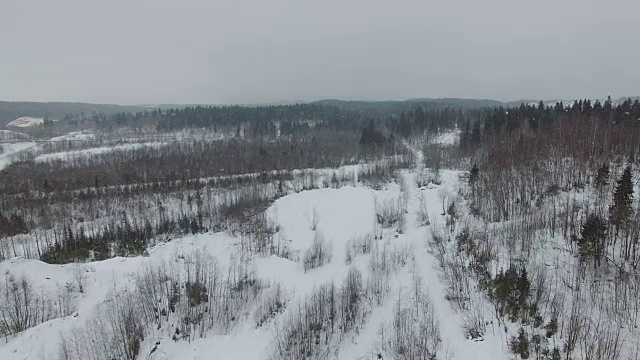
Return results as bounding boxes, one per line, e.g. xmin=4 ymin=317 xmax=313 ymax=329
xmin=313 ymin=98 xmax=503 ymax=118
xmin=0 ymin=102 xmax=161 ymax=126
xmin=0 ymin=98 xmax=503 ymax=129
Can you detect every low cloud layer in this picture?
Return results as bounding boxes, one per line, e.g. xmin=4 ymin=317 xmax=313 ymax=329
xmin=1 ymin=0 xmax=638 ymax=104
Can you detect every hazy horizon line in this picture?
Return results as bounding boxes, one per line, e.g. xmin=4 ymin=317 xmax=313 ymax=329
xmin=2 ymin=95 xmax=637 ymax=108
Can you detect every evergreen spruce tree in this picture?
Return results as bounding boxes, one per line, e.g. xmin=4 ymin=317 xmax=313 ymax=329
xmin=460 ymin=119 xmax=471 ymax=151
xmin=471 ymin=120 xmax=482 ymax=148
xmin=510 ymin=327 xmax=530 ymax=359
xmin=469 ymin=163 xmax=480 ymax=185
xmin=609 ymin=165 xmax=634 ymax=236
xmin=594 ymin=163 xmax=610 ymax=188
xmin=517 ymin=268 xmax=530 ymax=315
xmin=398 ymin=111 xmax=412 ymax=138
xmin=144 ymin=219 xmax=153 ymax=240
xmin=578 ymin=213 xmax=608 ymax=267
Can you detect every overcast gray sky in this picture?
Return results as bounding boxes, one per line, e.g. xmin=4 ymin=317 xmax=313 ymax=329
xmin=1 ymin=0 xmax=638 ymax=105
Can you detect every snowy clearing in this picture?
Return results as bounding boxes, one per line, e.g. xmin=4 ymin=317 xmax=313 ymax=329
xmin=35 ymin=142 xmax=168 ymax=162
xmin=48 ymin=131 xmax=96 ymax=142
xmin=0 ymin=129 xmax=31 ymax=141
xmin=0 ymin=163 xmax=510 ymax=360
xmin=431 ymin=130 xmax=460 ymax=146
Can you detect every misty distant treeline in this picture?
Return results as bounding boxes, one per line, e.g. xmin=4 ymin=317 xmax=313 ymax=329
xmin=0 ymin=101 xmax=161 ymax=126
xmin=0 ymin=98 xmax=498 ymax=129
xmin=315 ymin=98 xmax=502 ymax=117
xmin=86 ymin=103 xmax=472 ymax=137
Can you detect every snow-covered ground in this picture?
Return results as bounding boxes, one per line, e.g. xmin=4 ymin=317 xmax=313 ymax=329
xmin=7 ymin=116 xmax=44 ymax=128
xmin=0 ymin=131 xmax=97 ymax=170
xmin=35 ymin=142 xmax=167 ymax=162
xmin=49 ymin=131 xmax=95 ymax=142
xmin=0 ymin=133 xmax=513 ymax=360
xmin=432 ymin=130 xmax=460 ymax=146
xmin=0 ymin=130 xmax=31 ymax=141
xmin=0 ymin=154 xmax=510 ymax=360
xmin=0 ymin=141 xmax=37 ymax=171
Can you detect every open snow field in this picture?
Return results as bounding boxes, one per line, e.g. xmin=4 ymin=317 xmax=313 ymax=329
xmin=34 ymin=142 xmax=167 ymax=163
xmin=0 ymin=130 xmax=168 ymax=168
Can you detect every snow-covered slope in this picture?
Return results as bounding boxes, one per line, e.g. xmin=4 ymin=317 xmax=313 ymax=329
xmin=0 ymin=157 xmax=510 ymax=360
xmin=0 ymin=130 xmax=32 ymax=141
xmin=7 ymin=116 xmax=44 ymax=128
xmin=0 ymin=141 xmax=37 ymax=171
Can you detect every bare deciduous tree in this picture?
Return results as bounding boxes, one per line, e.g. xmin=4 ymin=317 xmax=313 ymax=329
xmin=303 ymin=206 xmax=321 ymax=231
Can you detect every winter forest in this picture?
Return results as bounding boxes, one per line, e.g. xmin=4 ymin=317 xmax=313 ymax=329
xmin=1 ymin=97 xmax=640 ymax=360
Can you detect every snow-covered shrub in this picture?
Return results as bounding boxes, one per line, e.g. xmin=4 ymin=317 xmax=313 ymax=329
xmin=134 ymin=250 xmax=265 ymax=342
xmin=272 ymin=269 xmax=366 ymax=360
xmin=359 ymin=162 xmax=396 ymax=190
xmin=303 ymin=232 xmax=332 ymax=272
xmin=73 ymin=264 xmax=86 ymax=294
xmin=375 ymin=196 xmax=404 ymax=229
xmin=273 ymin=284 xmax=335 ymax=360
xmin=429 ymin=168 xmax=442 ymax=185
xmin=135 ymin=261 xmax=175 ymax=330
xmin=303 ymin=206 xmax=321 ymax=231
xmin=397 ymin=212 xmax=406 ymax=234
xmin=177 ymin=249 xmax=222 ymax=339
xmin=368 ymin=243 xmax=412 ymax=276
xmin=365 ymin=271 xmax=389 ymax=307
xmin=373 ymin=218 xmax=383 ymax=240
xmin=531 ymin=334 xmax=549 ymax=360
xmin=415 ymin=170 xmax=429 ymax=188
xmin=387 ymin=289 xmax=441 ymax=360
xmin=215 ymin=255 xmax=264 ymax=334
xmin=417 ymin=168 xmax=441 ymax=187
xmin=290 ymin=170 xmax=320 ymax=193
xmin=58 ymin=291 xmax=145 ymax=360
xmin=339 ymin=268 xmax=364 ymax=334
xmin=0 ymin=272 xmax=36 ymax=337
xmin=254 ymin=282 xmax=286 ymax=328
xmin=415 ymin=192 xmax=431 ymax=227
xmin=271 ymin=232 xmax=292 ymax=260
xmin=0 ymin=271 xmax=75 ymax=338
xmin=345 ymin=234 xmax=374 ymax=264
xmin=446 ymin=195 xmax=460 ymax=219
xmin=463 ymin=297 xmax=488 ymax=341
xmin=365 ymin=244 xmax=413 ymax=306
xmin=238 ymin=211 xmax=279 ymax=255
xmin=429 ymin=229 xmax=470 ymax=310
